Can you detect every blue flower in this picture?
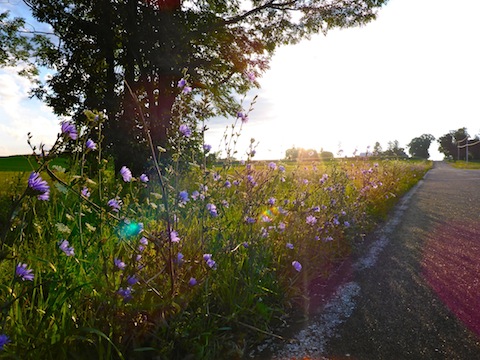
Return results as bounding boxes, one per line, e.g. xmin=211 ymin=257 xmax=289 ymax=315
xmin=189 ymin=277 xmax=197 ymax=286
xmin=61 ymin=121 xmax=78 ymax=140
xmin=86 ymin=139 xmax=96 ymax=150
xmin=114 ymin=258 xmax=126 ymax=270
xmin=120 ymin=166 xmax=132 ymax=182
xmin=0 ymin=334 xmax=10 ymax=351
xmin=179 ymin=124 xmax=192 ymax=137
xmin=292 ymin=261 xmax=302 ymax=272
xmin=179 ymin=190 xmax=189 ymax=204
xmin=140 ymin=174 xmax=149 ymax=183
xmin=16 ymin=263 xmax=34 ymax=281
xmin=107 ymin=198 xmax=121 ymax=212
xmin=170 ymin=230 xmax=180 ymax=243
xmin=59 ymin=239 xmax=75 ymax=256
xmin=28 ymin=172 xmax=50 ymax=200
xmin=206 ymin=203 xmax=218 ymax=217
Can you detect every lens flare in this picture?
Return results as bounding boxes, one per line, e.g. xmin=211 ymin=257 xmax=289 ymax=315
xmin=259 ymin=207 xmax=280 ymax=223
xmin=117 ymin=220 xmax=143 ymax=239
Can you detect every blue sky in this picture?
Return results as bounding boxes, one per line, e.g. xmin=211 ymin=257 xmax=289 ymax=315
xmin=1 ymin=0 xmax=480 ymax=160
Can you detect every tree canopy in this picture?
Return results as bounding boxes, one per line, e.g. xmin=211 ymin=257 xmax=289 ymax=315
xmin=1 ymin=0 xmax=389 ymax=170
xmin=407 ymin=134 xmax=434 ymax=159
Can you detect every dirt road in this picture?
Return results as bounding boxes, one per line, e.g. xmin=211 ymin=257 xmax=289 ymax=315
xmin=269 ymin=162 xmax=480 ymax=359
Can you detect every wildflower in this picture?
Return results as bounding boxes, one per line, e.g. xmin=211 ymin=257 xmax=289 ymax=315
xmin=261 ymin=215 xmax=271 ymax=223
xmin=59 ymin=239 xmax=74 ymax=256
xmin=120 ymin=166 xmax=132 ymax=182
xmin=260 ymin=227 xmax=269 ymax=237
xmin=170 ymin=230 xmax=180 ymax=243
xmin=117 ymin=287 xmax=133 ymax=302
xmin=176 ymin=252 xmax=184 ymax=265
xmin=61 ymin=120 xmax=78 ymax=140
xmin=107 ymin=198 xmax=121 ymax=212
xmin=221 ymin=199 xmax=229 ymax=208
xmin=177 ymin=78 xmax=186 ymax=88
xmin=237 ymin=111 xmax=248 ymax=123
xmin=114 ymin=258 xmax=126 ymax=270
xmin=81 ymin=186 xmax=90 ymax=198
xmin=206 ymin=203 xmax=218 ymax=217
xmin=189 ymin=277 xmax=197 ymax=286
xmin=279 ymin=165 xmax=286 ymax=172
xmin=306 ymin=215 xmax=317 ymax=225
xmin=140 ymin=174 xmax=149 ymax=183
xmin=179 ymin=190 xmax=189 ymax=204
xmin=268 ymin=162 xmax=277 ymax=170
xmin=213 ymin=173 xmax=221 ymax=181
xmin=139 ymin=237 xmax=148 ymax=246
xmin=250 ymin=149 xmax=256 ymax=157
xmin=203 ymin=144 xmax=212 ymax=152
xmin=277 ymin=222 xmax=286 ymax=232
xmin=16 ymin=263 xmax=34 ymax=281
xmin=179 ymin=124 xmax=192 ymax=137
xmin=86 ymin=139 xmax=96 ymax=150
xmin=182 ymin=86 xmax=192 ymax=94
xmin=203 ymin=254 xmax=217 ymax=269
xmin=191 ymin=190 xmax=200 ymax=200
xmin=246 ymin=175 xmax=256 ymax=185
xmin=292 ymin=261 xmax=302 ymax=272
xmin=268 ymin=197 xmax=276 ymax=205
xmin=224 ymin=180 xmax=231 ymax=188
xmin=286 ymin=243 xmax=294 ymax=250
xmin=245 ymin=216 xmax=255 ymax=224
xmin=246 ymin=71 xmax=256 ymax=82
xmin=127 ymin=275 xmax=138 ymax=286
xmin=242 ymin=242 xmax=249 ymax=248
xmin=0 ymin=334 xmax=10 ymax=351
xmin=28 ymin=172 xmax=50 ymax=200
xmin=344 ymin=221 xmax=351 ymax=228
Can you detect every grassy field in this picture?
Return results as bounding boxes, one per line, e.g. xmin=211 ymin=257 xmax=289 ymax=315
xmin=449 ymin=160 xmax=480 ymax=169
xmin=0 ymin=155 xmax=69 ymax=172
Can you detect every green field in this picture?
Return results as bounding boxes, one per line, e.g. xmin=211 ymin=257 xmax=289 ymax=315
xmin=0 ymin=155 xmax=69 ymax=172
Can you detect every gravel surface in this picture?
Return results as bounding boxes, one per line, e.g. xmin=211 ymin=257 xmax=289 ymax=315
xmin=257 ymin=162 xmax=480 ymax=359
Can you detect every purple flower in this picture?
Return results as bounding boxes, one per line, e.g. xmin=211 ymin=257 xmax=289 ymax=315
xmin=306 ymin=215 xmax=317 ymax=225
xmin=139 ymin=237 xmax=148 ymax=246
xmin=177 ymin=78 xmax=186 ymax=88
xmin=344 ymin=221 xmax=351 ymax=228
xmin=245 ymin=216 xmax=256 ymax=224
xmin=179 ymin=124 xmax=192 ymax=137
xmin=170 ymin=230 xmax=180 ymax=243
xmin=292 ymin=260 xmax=302 ymax=272
xmin=61 ymin=121 xmax=78 ymax=140
xmin=140 ymin=174 xmax=149 ymax=183
xmin=59 ymin=239 xmax=75 ymax=256
xmin=221 ymin=199 xmax=229 ymax=208
xmin=81 ymin=186 xmax=90 ymax=198
xmin=224 ymin=180 xmax=231 ymax=188
xmin=286 ymin=243 xmax=294 ymax=250
xmin=86 ymin=139 xmax=96 ymax=150
xmin=114 ymin=258 xmax=126 ymax=270
xmin=213 ymin=173 xmax=221 ymax=181
xmin=182 ymin=86 xmax=192 ymax=94
xmin=127 ymin=275 xmax=138 ymax=286
xmin=279 ymin=165 xmax=286 ymax=172
xmin=268 ymin=162 xmax=277 ymax=170
xmin=28 ymin=172 xmax=50 ymax=200
xmin=277 ymin=222 xmax=286 ymax=232
xmin=107 ymin=198 xmax=121 ymax=212
xmin=189 ymin=277 xmax=197 ymax=286
xmin=237 ymin=111 xmax=248 ymax=123
xmin=16 ymin=263 xmax=34 ymax=281
xmin=120 ymin=166 xmax=132 ymax=182
xmin=179 ymin=190 xmax=189 ymax=204
xmin=203 ymin=144 xmax=212 ymax=152
xmin=191 ymin=190 xmax=200 ymax=200
xmin=117 ymin=287 xmax=133 ymax=302
xmin=0 ymin=334 xmax=10 ymax=351
xmin=206 ymin=203 xmax=218 ymax=217
xmin=268 ymin=197 xmax=276 ymax=205
xmin=246 ymin=71 xmax=256 ymax=82
xmin=176 ymin=252 xmax=184 ymax=265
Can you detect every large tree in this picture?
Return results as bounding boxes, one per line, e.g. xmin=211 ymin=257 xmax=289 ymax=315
xmin=437 ymin=128 xmax=468 ymax=160
xmin=1 ymin=0 xmax=389 ymax=170
xmin=407 ymin=133 xmax=434 ymax=159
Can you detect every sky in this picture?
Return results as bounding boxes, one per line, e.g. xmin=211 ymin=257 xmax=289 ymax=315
xmin=1 ymin=0 xmax=479 ymax=160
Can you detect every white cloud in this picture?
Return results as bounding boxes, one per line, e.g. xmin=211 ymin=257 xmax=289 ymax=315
xmin=0 ymin=67 xmax=58 ymax=156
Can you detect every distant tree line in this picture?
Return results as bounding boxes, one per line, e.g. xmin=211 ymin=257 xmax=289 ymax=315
xmin=437 ymin=127 xmax=480 ymax=161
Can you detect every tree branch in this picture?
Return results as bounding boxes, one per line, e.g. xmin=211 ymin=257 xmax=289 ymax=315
xmin=224 ymin=0 xmax=299 ymax=25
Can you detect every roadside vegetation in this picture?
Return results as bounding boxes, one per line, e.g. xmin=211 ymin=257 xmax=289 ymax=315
xmin=0 ymin=86 xmax=431 ymax=358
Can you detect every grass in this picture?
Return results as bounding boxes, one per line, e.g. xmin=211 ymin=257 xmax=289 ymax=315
xmin=449 ymin=160 xmax=480 ymax=169
xmin=0 ymin=155 xmax=70 ymax=172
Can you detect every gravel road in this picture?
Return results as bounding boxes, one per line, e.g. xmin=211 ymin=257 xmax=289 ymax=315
xmin=265 ymin=161 xmax=480 ymax=359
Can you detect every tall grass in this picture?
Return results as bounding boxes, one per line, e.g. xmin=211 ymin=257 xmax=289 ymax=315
xmin=0 ymin=80 xmax=431 ymax=359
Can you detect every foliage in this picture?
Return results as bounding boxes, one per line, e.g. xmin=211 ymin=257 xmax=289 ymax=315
xmin=284 ymin=147 xmax=335 ymax=161
xmin=407 ymin=134 xmax=435 ymax=159
xmin=437 ymin=128 xmax=480 ymax=161
xmin=0 ymin=89 xmax=430 ymax=358
xmin=1 ymin=0 xmax=389 ymax=169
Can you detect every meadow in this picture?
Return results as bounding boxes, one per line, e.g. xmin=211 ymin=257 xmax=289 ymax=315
xmin=0 ymin=90 xmax=432 ymax=359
